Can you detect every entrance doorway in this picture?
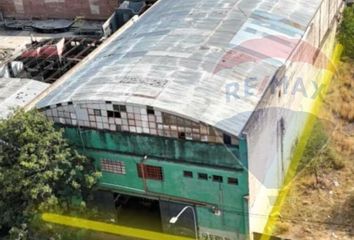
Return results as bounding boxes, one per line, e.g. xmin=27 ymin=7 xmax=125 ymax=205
xmin=114 ymin=194 xmax=162 ymax=232
xmin=90 ymin=191 xmax=162 ymax=232
xmin=90 ymin=190 xmax=197 ymax=238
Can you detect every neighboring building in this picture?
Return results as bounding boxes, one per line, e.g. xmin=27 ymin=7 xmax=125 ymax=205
xmin=36 ymin=0 xmax=343 ymax=239
xmin=0 ymin=0 xmax=118 ymax=20
xmin=0 ymin=78 xmax=49 ymax=119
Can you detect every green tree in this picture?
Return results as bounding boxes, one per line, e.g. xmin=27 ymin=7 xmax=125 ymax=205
xmin=0 ymin=109 xmax=100 ymax=239
xmin=338 ymin=6 xmax=354 ymax=58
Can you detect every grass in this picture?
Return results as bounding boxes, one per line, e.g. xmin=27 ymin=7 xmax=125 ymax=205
xmin=296 ymin=120 xmax=345 ymax=177
xmin=273 ymin=222 xmax=290 ymax=236
xmin=329 ymin=61 xmax=354 ymax=123
xmin=338 ymin=6 xmax=354 ymax=58
xmin=274 ymin=60 xmax=354 ymax=240
xmin=325 ymin=60 xmax=354 ymax=154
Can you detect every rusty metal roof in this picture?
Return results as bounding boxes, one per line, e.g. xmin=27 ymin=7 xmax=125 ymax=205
xmin=37 ymin=0 xmax=324 ymax=136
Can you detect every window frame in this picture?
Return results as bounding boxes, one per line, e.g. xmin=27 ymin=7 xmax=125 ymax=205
xmin=137 ymin=164 xmax=163 ymax=181
xmin=101 ymin=159 xmax=126 ymax=175
xmin=212 ymin=175 xmax=223 ymax=183
xmin=227 ymin=177 xmax=239 ymax=185
xmin=183 ymin=171 xmax=193 ymax=178
xmin=198 ymin=173 xmax=208 ymax=180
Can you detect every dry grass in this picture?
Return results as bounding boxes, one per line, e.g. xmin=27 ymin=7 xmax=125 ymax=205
xmin=273 ymin=222 xmax=290 ymax=235
xmin=328 ymin=61 xmax=354 ymax=123
xmin=275 ymin=61 xmax=354 ymax=240
xmin=325 ymin=61 xmax=354 ymax=154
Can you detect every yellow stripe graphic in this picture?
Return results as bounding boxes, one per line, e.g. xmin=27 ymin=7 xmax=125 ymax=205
xmin=260 ymin=43 xmax=343 ymax=240
xmin=42 ymin=213 xmax=193 ymax=240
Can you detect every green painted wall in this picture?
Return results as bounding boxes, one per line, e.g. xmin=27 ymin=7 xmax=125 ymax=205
xmin=61 ymin=126 xmax=249 ymax=236
xmin=63 ymin=127 xmax=245 ymax=169
xmin=197 ymin=206 xmax=246 ymax=234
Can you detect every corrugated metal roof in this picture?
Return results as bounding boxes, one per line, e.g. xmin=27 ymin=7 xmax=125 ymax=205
xmin=0 ymin=78 xmax=49 ymax=119
xmin=37 ymin=0 xmax=323 ymax=136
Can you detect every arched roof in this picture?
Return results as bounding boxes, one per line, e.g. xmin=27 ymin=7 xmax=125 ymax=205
xmin=37 ymin=0 xmax=323 ymax=136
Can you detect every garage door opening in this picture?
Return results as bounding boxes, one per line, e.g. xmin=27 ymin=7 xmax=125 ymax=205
xmin=90 ymin=191 xmax=162 ymax=232
xmin=114 ymin=193 xmax=162 ymax=232
xmin=90 ymin=190 xmax=197 ymax=238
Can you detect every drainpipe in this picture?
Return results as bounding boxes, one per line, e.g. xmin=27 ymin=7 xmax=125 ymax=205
xmin=139 ymin=155 xmax=148 ymax=193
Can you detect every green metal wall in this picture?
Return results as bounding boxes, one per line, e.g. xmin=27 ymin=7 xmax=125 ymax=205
xmin=62 ymin=126 xmax=249 ymax=236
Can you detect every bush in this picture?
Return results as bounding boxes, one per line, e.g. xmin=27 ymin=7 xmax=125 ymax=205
xmin=297 ymin=120 xmax=345 ymax=175
xmin=338 ymin=6 xmax=354 ymax=58
xmin=297 ymin=120 xmax=328 ymax=172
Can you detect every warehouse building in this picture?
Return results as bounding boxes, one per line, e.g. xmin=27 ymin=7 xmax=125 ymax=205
xmin=37 ymin=0 xmax=343 ymax=239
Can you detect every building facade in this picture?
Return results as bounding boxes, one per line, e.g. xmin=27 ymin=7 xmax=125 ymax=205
xmin=37 ymin=0 xmax=343 ymax=239
xmin=0 ymin=0 xmax=118 ymax=20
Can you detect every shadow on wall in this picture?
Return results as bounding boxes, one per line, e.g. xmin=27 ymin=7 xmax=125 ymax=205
xmin=215 ymin=108 xmax=336 ymax=189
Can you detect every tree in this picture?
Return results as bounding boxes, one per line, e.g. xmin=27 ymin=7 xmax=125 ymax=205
xmin=338 ymin=6 xmax=354 ymax=58
xmin=0 ymin=109 xmax=100 ymax=239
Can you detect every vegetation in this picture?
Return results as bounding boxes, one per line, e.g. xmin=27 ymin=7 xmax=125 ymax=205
xmin=297 ymin=120 xmax=344 ymax=177
xmin=328 ymin=61 xmax=354 ymax=122
xmin=326 ymin=61 xmax=354 ymax=154
xmin=295 ymin=4 xmax=354 ymax=175
xmin=276 ymin=33 xmax=354 ymax=238
xmin=338 ymin=6 xmax=354 ymax=58
xmin=273 ymin=222 xmax=290 ymax=236
xmin=0 ymin=110 xmax=101 ymax=239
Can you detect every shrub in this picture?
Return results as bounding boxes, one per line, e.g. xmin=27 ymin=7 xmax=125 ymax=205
xmin=338 ymin=6 xmax=354 ymax=59
xmin=297 ymin=120 xmax=345 ymax=175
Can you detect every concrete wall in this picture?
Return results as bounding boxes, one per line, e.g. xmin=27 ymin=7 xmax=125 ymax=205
xmin=244 ymin=0 xmax=343 ymax=236
xmin=0 ymin=0 xmax=118 ymax=20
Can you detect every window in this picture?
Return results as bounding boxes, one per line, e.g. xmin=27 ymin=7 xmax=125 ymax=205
xmin=107 ymin=110 xmax=121 ymax=118
xmin=198 ymin=173 xmax=208 ymax=180
xmin=107 ymin=111 xmax=114 ymax=118
xmin=183 ymin=171 xmax=193 ymax=178
xmin=228 ymin=177 xmax=239 ymax=185
xmin=120 ymin=105 xmax=127 ymax=112
xmin=101 ymin=159 xmax=126 ymax=174
xmin=212 ymin=175 xmax=223 ymax=183
xmin=147 ymin=106 xmax=155 ymax=115
xmin=113 ymin=104 xmax=119 ymax=111
xmin=223 ymin=134 xmax=231 ymax=145
xmin=93 ymin=109 xmax=101 ymax=116
xmin=137 ymin=164 xmax=163 ymax=180
xmin=113 ymin=104 xmax=126 ymax=112
xmin=178 ymin=132 xmax=186 ymax=139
